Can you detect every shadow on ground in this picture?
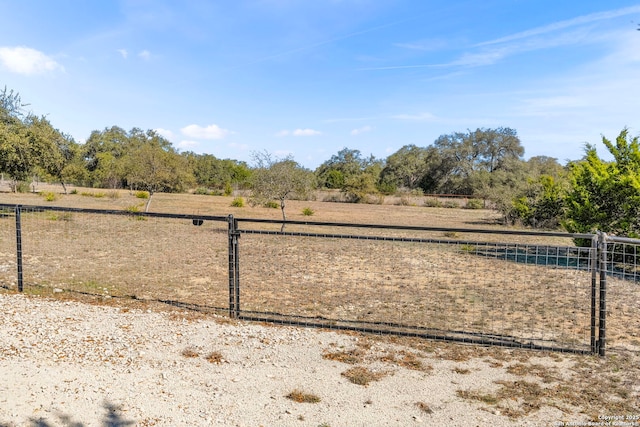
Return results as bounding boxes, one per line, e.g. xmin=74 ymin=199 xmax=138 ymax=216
xmin=0 ymin=403 xmax=134 ymax=427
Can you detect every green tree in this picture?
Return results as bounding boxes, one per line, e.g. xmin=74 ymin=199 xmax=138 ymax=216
xmin=250 ymin=151 xmax=315 ymax=231
xmin=564 ymin=128 xmax=640 ymax=242
xmin=123 ymin=130 xmax=194 ymax=211
xmin=379 ymin=144 xmax=433 ymax=192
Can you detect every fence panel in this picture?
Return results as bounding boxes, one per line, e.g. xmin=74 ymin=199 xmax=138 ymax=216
xmin=236 ymin=221 xmax=596 ymax=353
xmin=2 ymin=205 xmax=230 ymax=313
xmin=602 ymin=236 xmax=640 ymax=354
xmin=0 ymin=207 xmax=16 ymax=289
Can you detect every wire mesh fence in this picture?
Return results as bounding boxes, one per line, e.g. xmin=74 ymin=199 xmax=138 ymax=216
xmin=234 ymin=219 xmax=597 ymax=353
xmin=1 ymin=203 xmax=638 ymax=355
xmin=0 ymin=205 xmax=230 ymax=313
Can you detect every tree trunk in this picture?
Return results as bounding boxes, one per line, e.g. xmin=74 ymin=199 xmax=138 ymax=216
xmin=145 ymin=191 xmax=153 ymax=213
xmin=280 ymin=199 xmax=286 ymax=232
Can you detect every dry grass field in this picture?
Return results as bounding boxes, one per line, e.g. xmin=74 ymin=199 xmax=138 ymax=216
xmin=0 ymin=184 xmax=639 ymax=421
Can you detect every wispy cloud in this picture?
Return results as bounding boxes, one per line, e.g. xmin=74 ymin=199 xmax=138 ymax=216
xmin=477 ymin=5 xmax=640 ymax=47
xmin=138 ymin=50 xmax=151 ymax=60
xmin=350 ymin=125 xmax=372 ymax=135
xmin=276 ymin=128 xmax=322 ymax=136
xmin=181 ymin=124 xmax=231 ymax=139
xmin=392 ymin=112 xmax=437 ymax=121
xmin=117 ymin=49 xmax=128 ymax=59
xmin=0 ymin=46 xmax=64 ymax=75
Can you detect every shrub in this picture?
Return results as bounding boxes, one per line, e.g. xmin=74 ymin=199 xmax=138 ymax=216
xmin=397 ymin=196 xmax=412 ymax=206
xmin=465 ymin=199 xmax=483 ymax=209
xmin=443 ymin=201 xmax=459 ymax=209
xmin=135 ymin=191 xmax=149 ymax=199
xmin=70 ymin=189 xmax=78 ymax=195
xmin=41 ymin=191 xmax=58 ymax=202
xmin=194 ymin=187 xmax=210 ymax=195
xmin=263 ymin=201 xmax=279 ymax=209
xmin=108 ymin=190 xmax=120 ymax=200
xmin=302 ymin=207 xmax=314 ymax=216
xmin=231 ymin=197 xmax=245 ymax=207
xmin=124 ymin=205 xmax=141 ymax=213
xmin=16 ymin=182 xmax=30 ymax=193
xmin=224 ymin=182 xmax=233 ymax=197
xmin=423 ymin=198 xmax=442 ymax=208
xmin=286 ymin=389 xmax=321 ymax=403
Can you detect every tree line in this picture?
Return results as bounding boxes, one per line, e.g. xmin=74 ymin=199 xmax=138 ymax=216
xmin=1 ymin=87 xmax=639 ymax=242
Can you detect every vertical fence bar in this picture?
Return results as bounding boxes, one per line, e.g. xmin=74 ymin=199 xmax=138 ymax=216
xmin=590 ymin=235 xmax=598 ymax=354
xmin=597 ymin=232 xmax=607 ymax=357
xmin=233 ymin=217 xmax=240 ymax=319
xmin=15 ymin=205 xmax=24 ymax=293
xmin=227 ymin=215 xmax=236 ymax=318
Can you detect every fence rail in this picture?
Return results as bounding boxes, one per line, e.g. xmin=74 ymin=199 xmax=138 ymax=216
xmin=1 ymin=203 xmax=638 ymax=356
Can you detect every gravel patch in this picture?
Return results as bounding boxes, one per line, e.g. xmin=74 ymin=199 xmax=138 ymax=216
xmin=0 ymin=294 xmax=585 ymax=426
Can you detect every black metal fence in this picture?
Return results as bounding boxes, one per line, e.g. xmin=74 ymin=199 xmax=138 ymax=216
xmin=1 ymin=203 xmax=638 ymax=356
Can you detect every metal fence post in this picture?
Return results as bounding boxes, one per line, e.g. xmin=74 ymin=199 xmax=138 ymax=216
xmin=15 ymin=205 xmax=24 ymax=293
xmin=228 ymin=215 xmax=236 ymax=318
xmin=233 ymin=217 xmax=240 ymax=319
xmin=590 ymin=235 xmax=598 ymax=354
xmin=597 ymin=232 xmax=607 ymax=357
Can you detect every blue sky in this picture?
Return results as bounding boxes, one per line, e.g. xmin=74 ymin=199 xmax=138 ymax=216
xmin=1 ymin=1 xmax=639 ymax=169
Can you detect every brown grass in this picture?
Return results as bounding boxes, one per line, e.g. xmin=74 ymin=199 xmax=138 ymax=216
xmin=205 ymin=351 xmax=224 ymax=364
xmin=285 ymin=389 xmax=321 ymax=403
xmin=341 ymin=366 xmax=388 ymax=386
xmin=181 ymin=347 xmax=200 ymax=358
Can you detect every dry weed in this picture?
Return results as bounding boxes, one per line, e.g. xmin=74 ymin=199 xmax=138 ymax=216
xmin=286 ymin=389 xmax=321 ymax=403
xmin=341 ymin=366 xmax=387 ymax=386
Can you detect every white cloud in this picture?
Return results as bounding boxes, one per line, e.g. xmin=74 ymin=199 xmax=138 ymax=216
xmin=277 ymin=128 xmax=322 ymax=137
xmin=351 ymin=125 xmax=372 ymax=135
xmin=154 ymin=128 xmax=175 ymax=139
xmin=138 ymin=50 xmax=151 ymax=60
xmin=117 ymin=49 xmax=128 ymax=59
xmin=181 ymin=124 xmax=231 ymax=139
xmin=0 ymin=46 xmax=64 ymax=75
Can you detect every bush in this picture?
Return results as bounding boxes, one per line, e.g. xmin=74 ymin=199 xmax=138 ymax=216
xmin=264 ymin=201 xmax=279 ymax=209
xmin=16 ymin=182 xmax=30 ymax=193
xmin=108 ymin=190 xmax=120 ymax=200
xmin=224 ymin=182 xmax=233 ymax=197
xmin=465 ymin=199 xmax=483 ymax=209
xmin=135 ymin=191 xmax=150 ymax=199
xmin=70 ymin=189 xmax=78 ymax=195
xmin=41 ymin=191 xmax=58 ymax=202
xmin=302 ymin=207 xmax=314 ymax=216
xmin=231 ymin=197 xmax=245 ymax=207
xmin=423 ymin=198 xmax=443 ymax=208
xmin=443 ymin=201 xmax=459 ymax=209
xmin=194 ymin=187 xmax=210 ymax=195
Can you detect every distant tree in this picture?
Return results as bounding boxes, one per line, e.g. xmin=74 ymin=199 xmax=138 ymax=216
xmin=186 ymin=152 xmax=251 ymax=190
xmin=250 ymin=151 xmax=315 ymax=231
xmin=378 ymin=144 xmax=431 ymax=192
xmin=123 ymin=130 xmax=194 ymax=211
xmin=430 ymin=127 xmax=524 ymax=195
xmin=315 ymin=148 xmax=376 ymax=189
xmin=564 ymin=128 xmax=640 ymax=243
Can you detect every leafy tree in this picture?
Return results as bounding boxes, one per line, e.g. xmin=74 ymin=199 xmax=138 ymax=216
xmin=564 ymin=128 xmax=640 ymax=242
xmin=249 ymin=151 xmax=315 ymax=231
xmin=315 ymin=148 xmax=377 ymax=189
xmin=186 ymin=152 xmax=250 ymax=190
xmin=123 ymin=130 xmax=194 ymax=211
xmin=83 ymin=126 xmax=130 ymax=188
xmin=379 ymin=144 xmax=435 ymax=192
xmin=429 ymin=127 xmax=524 ymax=195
